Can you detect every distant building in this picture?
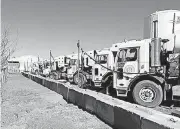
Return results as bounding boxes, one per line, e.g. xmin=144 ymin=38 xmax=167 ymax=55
xmin=9 ymin=55 xmax=44 ymax=72
xmin=8 ymin=61 xmax=20 ymax=73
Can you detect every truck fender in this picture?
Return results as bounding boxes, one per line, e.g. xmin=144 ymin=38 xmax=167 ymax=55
xmin=101 ymin=72 xmax=113 ymax=84
xmin=73 ymin=70 xmax=88 ymax=79
xmin=128 ymin=74 xmax=165 ymax=91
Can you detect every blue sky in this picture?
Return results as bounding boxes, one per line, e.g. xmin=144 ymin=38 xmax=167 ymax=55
xmin=2 ymin=0 xmax=180 ymax=59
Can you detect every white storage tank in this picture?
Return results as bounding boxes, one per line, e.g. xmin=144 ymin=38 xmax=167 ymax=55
xmin=143 ymin=10 xmax=180 ymax=39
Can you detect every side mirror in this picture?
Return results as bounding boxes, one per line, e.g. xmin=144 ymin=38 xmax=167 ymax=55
xmin=86 ymin=58 xmax=89 ymax=66
xmin=117 ymin=68 xmax=123 ymax=79
xmin=161 ymin=39 xmax=169 ymax=43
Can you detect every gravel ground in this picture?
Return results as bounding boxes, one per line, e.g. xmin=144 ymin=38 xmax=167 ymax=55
xmin=1 ymin=74 xmax=112 ymax=129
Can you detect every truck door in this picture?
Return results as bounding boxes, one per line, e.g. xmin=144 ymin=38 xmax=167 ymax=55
xmin=114 ymin=47 xmax=139 ymax=90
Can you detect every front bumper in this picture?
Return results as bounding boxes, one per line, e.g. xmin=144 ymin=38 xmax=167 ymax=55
xmin=67 ymin=74 xmax=73 ymax=82
xmin=94 ymin=81 xmax=102 ymax=87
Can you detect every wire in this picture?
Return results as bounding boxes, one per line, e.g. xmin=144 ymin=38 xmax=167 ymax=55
xmin=81 ymin=48 xmax=156 ymax=75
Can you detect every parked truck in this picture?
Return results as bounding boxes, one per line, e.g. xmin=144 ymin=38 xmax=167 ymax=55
xmin=100 ymin=10 xmax=180 ymax=107
xmin=91 ymin=48 xmax=112 ymax=88
xmin=49 ymin=54 xmax=70 ymax=80
xmin=80 ymin=10 xmax=180 ymax=107
xmin=67 ymin=50 xmax=97 ymax=87
xmin=66 ymin=53 xmax=78 ymax=82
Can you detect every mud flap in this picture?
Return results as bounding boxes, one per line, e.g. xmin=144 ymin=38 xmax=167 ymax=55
xmin=163 ymin=84 xmax=173 ymax=101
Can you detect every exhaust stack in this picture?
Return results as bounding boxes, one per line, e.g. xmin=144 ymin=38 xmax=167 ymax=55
xmin=151 ymin=38 xmax=161 ymax=67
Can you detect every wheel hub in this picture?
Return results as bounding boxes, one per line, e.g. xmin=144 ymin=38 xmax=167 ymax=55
xmin=139 ymin=88 xmax=155 ymax=102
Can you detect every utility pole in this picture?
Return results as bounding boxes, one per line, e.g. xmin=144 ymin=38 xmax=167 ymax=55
xmin=38 ymin=55 xmax=40 ymax=74
xmin=172 ymin=13 xmax=176 ymax=34
xmin=77 ymin=40 xmax=80 ymax=85
xmin=50 ymin=50 xmax=52 ymax=71
xmin=27 ymin=60 xmax=28 ymax=72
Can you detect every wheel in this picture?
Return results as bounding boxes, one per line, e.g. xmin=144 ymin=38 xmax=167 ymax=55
xmin=49 ymin=74 xmax=54 ymax=79
xmin=73 ymin=73 xmax=78 ymax=85
xmin=132 ymin=80 xmax=163 ymax=108
xmin=54 ymin=74 xmax=59 ymax=80
xmin=58 ymin=72 xmax=62 ymax=79
xmin=73 ymin=72 xmax=87 ymax=88
xmin=101 ymin=75 xmax=116 ymax=96
xmin=35 ymin=70 xmax=38 ymax=75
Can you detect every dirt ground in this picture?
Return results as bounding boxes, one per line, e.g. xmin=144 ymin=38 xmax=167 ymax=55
xmin=1 ymin=74 xmax=112 ymax=129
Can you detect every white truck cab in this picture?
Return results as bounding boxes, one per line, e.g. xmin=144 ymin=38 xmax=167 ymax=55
xmin=92 ymin=48 xmax=111 ymax=87
xmin=66 ymin=53 xmax=78 ymax=82
xmin=113 ymin=39 xmax=151 ymax=96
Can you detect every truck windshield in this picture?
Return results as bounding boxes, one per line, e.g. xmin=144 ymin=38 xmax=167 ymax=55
xmin=117 ymin=48 xmax=137 ymax=62
xmin=95 ymin=54 xmax=108 ymax=64
xmin=70 ymin=59 xmax=77 ymax=65
xmin=64 ymin=57 xmax=67 ymax=64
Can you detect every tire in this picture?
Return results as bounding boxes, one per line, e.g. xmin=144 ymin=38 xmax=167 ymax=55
xmin=101 ymin=75 xmax=115 ymax=96
xmin=73 ymin=73 xmax=78 ymax=85
xmin=35 ymin=70 xmax=38 ymax=75
xmin=73 ymin=72 xmax=87 ymax=88
xmin=55 ymin=74 xmax=58 ymax=80
xmin=49 ymin=74 xmax=54 ymax=79
xmin=132 ymin=80 xmax=163 ymax=108
xmin=102 ymin=75 xmax=113 ymax=88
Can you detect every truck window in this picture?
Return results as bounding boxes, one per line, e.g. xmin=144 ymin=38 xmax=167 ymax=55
xmin=117 ymin=48 xmax=137 ymax=62
xmin=126 ymin=48 xmax=137 ymax=61
xmin=117 ymin=50 xmax=126 ymax=62
xmin=95 ymin=54 xmax=108 ymax=64
xmin=86 ymin=57 xmax=88 ymax=66
xmin=70 ymin=59 xmax=77 ymax=65
xmin=64 ymin=57 xmax=67 ymax=64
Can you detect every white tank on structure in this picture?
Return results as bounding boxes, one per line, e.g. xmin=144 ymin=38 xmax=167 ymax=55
xmin=144 ymin=10 xmax=180 ymax=53
xmin=144 ymin=10 xmax=180 ymax=38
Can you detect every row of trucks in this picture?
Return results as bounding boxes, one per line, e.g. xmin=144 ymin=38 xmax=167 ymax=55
xmin=35 ymin=10 xmax=180 ymax=108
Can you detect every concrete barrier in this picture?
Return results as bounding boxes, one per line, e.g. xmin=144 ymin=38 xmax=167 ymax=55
xmin=37 ymin=76 xmax=43 ymax=85
xmin=28 ymin=74 xmax=31 ymax=79
xmin=73 ymin=88 xmax=85 ymax=108
xmin=67 ymin=88 xmax=76 ymax=104
xmin=67 ymin=88 xmax=85 ymax=108
xmin=95 ymin=93 xmax=115 ymax=126
xmin=141 ymin=118 xmax=169 ymax=129
xmin=22 ymin=72 xmax=180 ymax=129
xmin=34 ymin=76 xmax=37 ymax=83
xmin=50 ymin=81 xmax=58 ymax=93
xmin=141 ymin=115 xmax=180 ymax=129
xmin=44 ymin=79 xmax=50 ymax=89
xmin=114 ymin=106 xmax=141 ymax=129
xmin=83 ymin=90 xmax=97 ymax=114
xmin=31 ymin=75 xmax=34 ymax=81
xmin=57 ymin=83 xmax=68 ymax=101
xmin=34 ymin=76 xmax=39 ymax=84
